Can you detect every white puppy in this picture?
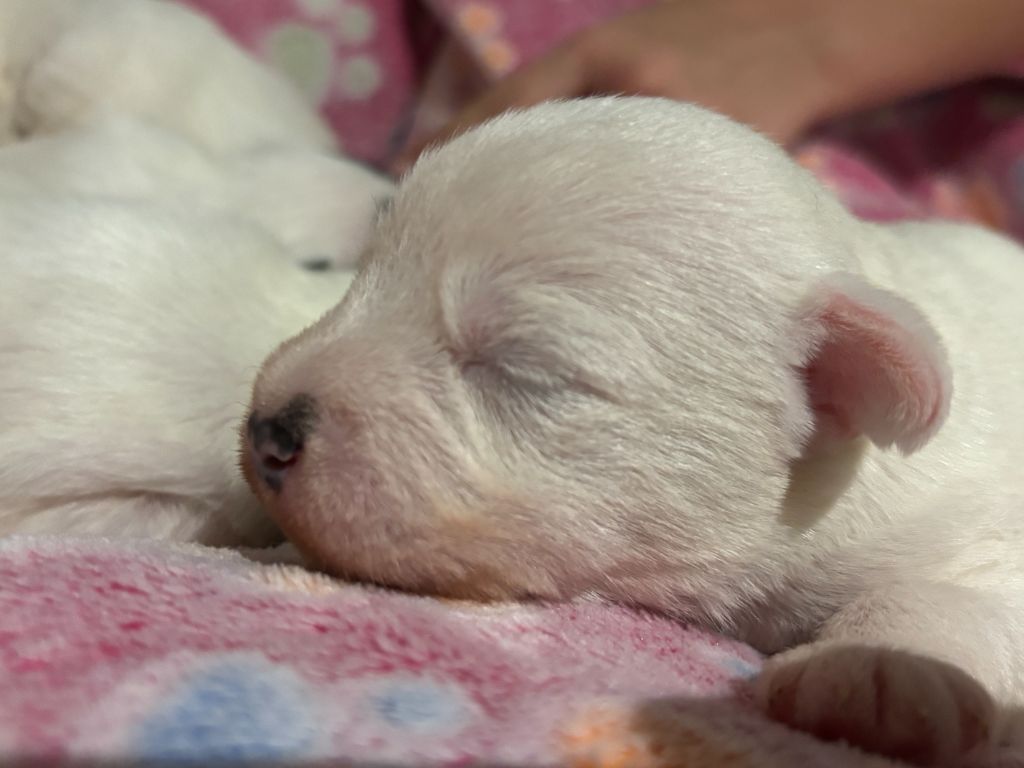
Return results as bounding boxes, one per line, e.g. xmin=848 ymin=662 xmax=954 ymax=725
xmin=244 ymin=97 xmax=1024 ymax=765
xmin=0 ymin=0 xmax=333 ymax=152
xmin=0 ymin=0 xmax=391 ymax=542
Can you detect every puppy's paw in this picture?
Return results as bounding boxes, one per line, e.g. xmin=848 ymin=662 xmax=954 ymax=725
xmin=753 ymin=642 xmax=995 ymax=766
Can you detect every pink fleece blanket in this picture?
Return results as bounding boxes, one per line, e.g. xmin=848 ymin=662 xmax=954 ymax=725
xmin=0 ymin=535 xmax=905 ymax=766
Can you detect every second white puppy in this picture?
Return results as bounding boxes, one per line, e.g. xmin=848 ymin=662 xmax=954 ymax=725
xmin=0 ymin=0 xmax=391 ymax=542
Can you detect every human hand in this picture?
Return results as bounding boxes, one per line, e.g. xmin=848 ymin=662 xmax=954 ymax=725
xmin=394 ymin=0 xmax=841 ymax=172
xmin=395 ymin=0 xmax=1024 ymax=175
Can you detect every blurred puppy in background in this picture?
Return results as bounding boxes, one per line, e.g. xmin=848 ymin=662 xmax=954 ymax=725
xmin=0 ymin=0 xmax=391 ymax=544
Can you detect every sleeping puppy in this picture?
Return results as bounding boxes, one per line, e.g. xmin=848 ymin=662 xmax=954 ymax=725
xmin=0 ymin=0 xmax=333 ymax=153
xmin=0 ymin=0 xmax=390 ymax=544
xmin=0 ymin=101 xmax=391 ymax=543
xmin=244 ymin=97 xmax=1024 ymax=765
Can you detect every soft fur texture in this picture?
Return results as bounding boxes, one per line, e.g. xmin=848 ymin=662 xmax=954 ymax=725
xmin=0 ymin=114 xmax=392 ymax=267
xmin=0 ymin=0 xmax=333 ymax=152
xmin=0 ymin=189 xmax=352 ymax=544
xmin=0 ymin=0 xmax=392 ymax=544
xmin=245 ymin=97 xmax=1024 ymax=764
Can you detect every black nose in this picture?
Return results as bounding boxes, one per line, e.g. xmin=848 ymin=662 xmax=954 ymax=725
xmin=247 ymin=395 xmax=317 ymax=492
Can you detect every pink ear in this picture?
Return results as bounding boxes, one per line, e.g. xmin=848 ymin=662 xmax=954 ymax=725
xmin=796 ymin=274 xmax=951 ymax=455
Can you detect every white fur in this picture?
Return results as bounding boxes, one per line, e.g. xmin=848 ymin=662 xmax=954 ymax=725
xmin=0 ymin=114 xmax=392 ymax=267
xmin=0 ymin=0 xmax=391 ymax=543
xmin=0 ymin=0 xmax=394 ymax=268
xmin=0 ymin=191 xmax=352 ymax=544
xmin=0 ymin=0 xmax=333 ymax=152
xmin=247 ymin=97 xmax=1024 ymax=762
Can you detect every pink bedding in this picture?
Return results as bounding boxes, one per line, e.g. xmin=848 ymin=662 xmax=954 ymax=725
xmin=0 ymin=536 xmax=903 ymax=766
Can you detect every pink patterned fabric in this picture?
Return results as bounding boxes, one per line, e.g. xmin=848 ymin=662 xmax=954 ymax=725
xmin=177 ymin=0 xmax=420 ymax=164
xmin=0 ymin=536 xmax=905 ymax=766
xmin=176 ymin=0 xmax=1024 ymax=243
xmin=797 ymin=80 xmax=1024 ymax=242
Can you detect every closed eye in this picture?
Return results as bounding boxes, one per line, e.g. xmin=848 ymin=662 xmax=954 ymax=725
xmin=449 ymin=342 xmax=614 ymax=405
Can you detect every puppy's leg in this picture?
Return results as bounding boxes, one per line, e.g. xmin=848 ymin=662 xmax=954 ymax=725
xmin=755 ymin=581 xmax=1024 ymax=765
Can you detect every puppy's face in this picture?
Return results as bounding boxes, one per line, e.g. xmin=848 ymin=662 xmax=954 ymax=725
xmin=242 ymin=98 xmax=948 ymax=609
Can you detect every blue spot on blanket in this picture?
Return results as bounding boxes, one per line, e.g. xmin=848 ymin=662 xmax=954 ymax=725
xmin=135 ymin=655 xmax=315 ymax=763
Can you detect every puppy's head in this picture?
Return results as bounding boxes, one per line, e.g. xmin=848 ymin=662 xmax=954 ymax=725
xmin=242 ymin=98 xmax=950 ymax=607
